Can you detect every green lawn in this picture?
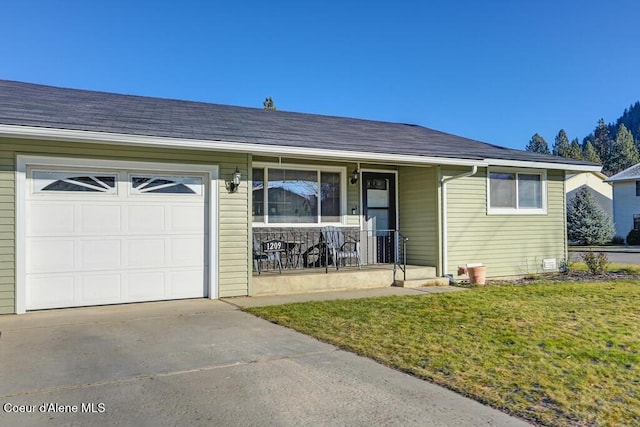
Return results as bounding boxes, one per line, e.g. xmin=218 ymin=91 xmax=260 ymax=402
xmin=246 ymin=281 xmax=640 ymax=426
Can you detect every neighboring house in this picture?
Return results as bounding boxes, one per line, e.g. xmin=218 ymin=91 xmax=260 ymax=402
xmin=0 ymin=80 xmax=600 ymax=314
xmin=605 ymin=163 xmax=640 ymax=238
xmin=566 ymin=172 xmax=612 ymax=217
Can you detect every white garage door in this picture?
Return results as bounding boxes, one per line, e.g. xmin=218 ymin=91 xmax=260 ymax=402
xmin=25 ymin=167 xmax=209 ymax=310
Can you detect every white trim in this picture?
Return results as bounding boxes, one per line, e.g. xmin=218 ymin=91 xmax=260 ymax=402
xmin=15 ymin=160 xmax=26 ymax=314
xmin=485 ymin=158 xmax=601 ymax=172
xmin=487 ymin=167 xmax=548 ymax=215
xmin=15 ymin=155 xmax=219 ymax=313
xmin=251 ymin=161 xmax=347 ymax=227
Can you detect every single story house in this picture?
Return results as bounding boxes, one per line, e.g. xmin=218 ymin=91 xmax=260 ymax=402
xmin=605 ymin=163 xmax=640 ymax=238
xmin=0 ymin=80 xmax=600 ymax=314
xmin=566 ymin=172 xmax=612 ymax=217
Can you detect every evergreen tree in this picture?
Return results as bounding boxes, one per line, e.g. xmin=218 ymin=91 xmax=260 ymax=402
xmin=568 ymin=138 xmax=583 ymax=160
xmin=567 ymin=187 xmax=615 ymax=245
xmin=616 ymin=101 xmax=640 ymax=146
xmin=263 ymin=96 xmax=277 ymax=110
xmin=605 ymin=124 xmax=640 ymax=175
xmin=552 ymin=129 xmax=571 ymax=157
xmin=582 ymin=140 xmax=601 ymax=164
xmin=525 ymin=133 xmax=550 ymax=154
xmin=592 ymin=118 xmax=612 ymax=162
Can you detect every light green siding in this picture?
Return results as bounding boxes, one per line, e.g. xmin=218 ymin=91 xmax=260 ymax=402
xmin=0 ymin=153 xmax=15 ymax=314
xmin=398 ymin=166 xmax=439 ymax=269
xmin=444 ymin=167 xmax=566 ymax=278
xmin=0 ymin=137 xmax=251 ymax=313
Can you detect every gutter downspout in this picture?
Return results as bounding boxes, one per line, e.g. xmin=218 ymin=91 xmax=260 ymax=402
xmin=440 ymin=165 xmax=478 ymax=277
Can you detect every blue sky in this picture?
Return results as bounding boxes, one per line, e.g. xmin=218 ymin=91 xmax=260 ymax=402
xmin=1 ymin=1 xmax=639 ymax=150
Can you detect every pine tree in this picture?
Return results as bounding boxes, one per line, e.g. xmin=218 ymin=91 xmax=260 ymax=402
xmin=616 ymin=101 xmax=640 ymax=145
xmin=605 ymin=124 xmax=640 ymax=175
xmin=592 ymin=118 xmax=612 ymax=163
xmin=582 ymin=140 xmax=601 ymax=163
xmin=567 ymin=187 xmax=615 ymax=245
xmin=552 ymin=129 xmax=571 ymax=157
xmin=263 ymin=96 xmax=277 ymax=110
xmin=568 ymin=138 xmax=583 ymax=160
xmin=525 ymin=133 xmax=550 ymax=154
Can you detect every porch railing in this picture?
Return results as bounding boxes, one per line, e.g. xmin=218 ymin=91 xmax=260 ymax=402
xmin=394 ymin=232 xmax=409 ymax=282
xmin=252 ymin=228 xmax=407 ymax=274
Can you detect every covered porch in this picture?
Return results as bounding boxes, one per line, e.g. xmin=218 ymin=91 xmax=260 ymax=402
xmin=249 ymin=160 xmax=443 ymax=296
xmin=251 ymin=227 xmax=447 ymax=296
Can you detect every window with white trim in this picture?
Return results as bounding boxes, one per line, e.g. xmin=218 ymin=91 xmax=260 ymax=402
xmin=252 ymin=165 xmax=344 ymax=225
xmin=488 ymin=169 xmax=547 ymax=214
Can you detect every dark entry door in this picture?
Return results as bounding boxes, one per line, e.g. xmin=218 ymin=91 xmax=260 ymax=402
xmin=362 ymin=172 xmax=396 ymax=263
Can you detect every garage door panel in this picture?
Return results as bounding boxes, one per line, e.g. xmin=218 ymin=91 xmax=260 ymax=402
xmin=28 ymin=276 xmax=75 ymax=309
xmin=79 ymin=240 xmax=122 ymax=270
xmin=80 ymin=275 xmax=122 ymax=303
xmin=126 ymin=272 xmax=166 ymax=299
xmin=128 ymin=205 xmax=165 ymax=233
xmin=28 ymin=204 xmax=74 ymax=235
xmin=127 ymin=239 xmax=166 ymax=267
xmin=79 ymin=205 xmax=122 ymax=234
xmin=168 ymin=270 xmax=206 ymax=297
xmin=28 ymin=239 xmax=75 ymax=273
xmin=171 ymin=237 xmax=205 ymax=265
xmin=170 ymin=206 xmax=205 ymax=232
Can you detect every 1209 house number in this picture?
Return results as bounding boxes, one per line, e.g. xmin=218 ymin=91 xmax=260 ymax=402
xmin=262 ymin=240 xmax=285 ymax=251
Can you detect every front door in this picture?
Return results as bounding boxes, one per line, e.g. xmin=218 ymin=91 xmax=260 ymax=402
xmin=362 ymin=172 xmax=396 ymax=263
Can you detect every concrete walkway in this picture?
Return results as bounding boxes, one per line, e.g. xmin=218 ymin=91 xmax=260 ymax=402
xmin=223 ymin=285 xmax=467 ymax=308
xmin=0 ymin=293 xmax=529 ymax=426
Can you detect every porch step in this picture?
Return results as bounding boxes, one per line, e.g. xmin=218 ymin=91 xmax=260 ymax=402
xmin=392 ymin=266 xmax=448 ymax=287
xmin=401 ymin=266 xmax=437 ymax=281
xmin=393 ymin=277 xmax=450 ymax=288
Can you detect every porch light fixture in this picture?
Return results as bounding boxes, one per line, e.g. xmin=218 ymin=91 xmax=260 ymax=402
xmin=226 ymin=166 xmax=242 ymax=193
xmin=350 ymin=166 xmax=360 ymax=185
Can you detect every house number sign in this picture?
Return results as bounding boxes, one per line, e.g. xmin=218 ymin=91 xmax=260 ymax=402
xmin=262 ymin=240 xmax=287 ymax=252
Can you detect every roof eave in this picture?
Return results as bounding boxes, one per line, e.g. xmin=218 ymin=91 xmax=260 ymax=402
xmin=0 ymin=124 xmax=486 ymax=167
xmin=1 ymin=124 xmax=600 ymax=171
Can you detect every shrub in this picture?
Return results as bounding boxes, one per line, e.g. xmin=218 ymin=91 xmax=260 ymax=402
xmin=611 ymin=235 xmax=625 ymax=245
xmin=627 ymin=229 xmax=640 ymax=245
xmin=567 ymin=187 xmax=615 ymax=245
xmin=581 ymin=251 xmax=609 ymax=275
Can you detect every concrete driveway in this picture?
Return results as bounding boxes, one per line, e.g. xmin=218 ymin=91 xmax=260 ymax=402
xmin=0 ymin=299 xmax=530 ymax=426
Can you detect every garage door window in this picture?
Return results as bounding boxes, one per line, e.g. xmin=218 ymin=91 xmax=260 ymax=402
xmin=131 ymin=176 xmax=203 ymax=195
xmin=33 ymin=172 xmax=117 ymax=193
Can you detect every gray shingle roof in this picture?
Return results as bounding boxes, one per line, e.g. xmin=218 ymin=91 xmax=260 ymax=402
xmin=606 ymin=162 xmax=640 ymax=182
xmin=0 ymin=80 xmax=598 ymax=167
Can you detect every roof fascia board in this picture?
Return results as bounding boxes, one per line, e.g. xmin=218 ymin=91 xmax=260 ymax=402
xmin=0 ymin=124 xmax=487 ymax=167
xmin=485 ymin=158 xmax=602 ymax=172
xmin=604 ymin=176 xmax=638 ymax=183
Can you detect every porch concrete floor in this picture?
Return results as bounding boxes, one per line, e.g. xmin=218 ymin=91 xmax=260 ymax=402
xmin=250 ymin=264 xmax=443 ymax=297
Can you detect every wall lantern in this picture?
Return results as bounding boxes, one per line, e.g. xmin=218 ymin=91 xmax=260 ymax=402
xmin=226 ymin=166 xmax=242 ymax=193
xmin=350 ymin=164 xmax=360 ymax=185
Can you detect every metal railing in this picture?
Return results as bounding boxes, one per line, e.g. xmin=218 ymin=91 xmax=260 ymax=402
xmin=252 ymin=228 xmax=407 ymax=274
xmin=394 ymin=232 xmax=409 ymax=282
